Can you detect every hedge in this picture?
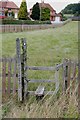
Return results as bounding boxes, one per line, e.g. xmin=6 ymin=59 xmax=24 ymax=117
xmin=1 ymin=20 xmax=51 ymax=25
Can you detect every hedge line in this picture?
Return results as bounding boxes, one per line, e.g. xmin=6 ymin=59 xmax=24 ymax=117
xmin=1 ymin=20 xmax=51 ymax=25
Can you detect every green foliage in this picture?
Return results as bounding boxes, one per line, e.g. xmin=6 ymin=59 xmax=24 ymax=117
xmin=11 ymin=11 xmax=14 ymax=17
xmin=31 ymin=2 xmax=40 ymax=20
xmin=41 ymin=8 xmax=50 ymax=21
xmin=18 ymin=1 xmax=28 ymax=20
xmin=5 ymin=10 xmax=8 ymax=16
xmin=61 ymin=3 xmax=80 ymax=16
xmin=1 ymin=19 xmax=51 ymax=25
xmin=61 ymin=13 xmax=67 ymax=21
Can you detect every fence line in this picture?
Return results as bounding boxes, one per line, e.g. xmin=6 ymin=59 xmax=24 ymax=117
xmin=0 ymin=24 xmax=54 ymax=33
xmin=0 ymin=57 xmax=78 ymax=98
xmin=1 ymin=57 xmax=17 ymax=97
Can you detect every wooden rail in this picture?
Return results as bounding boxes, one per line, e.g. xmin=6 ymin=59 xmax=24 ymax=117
xmin=26 ymin=63 xmax=63 ymax=71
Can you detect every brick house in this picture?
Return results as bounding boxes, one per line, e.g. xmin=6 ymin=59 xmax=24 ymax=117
xmin=0 ymin=0 xmax=19 ymax=19
xmin=29 ymin=1 xmax=62 ymax=21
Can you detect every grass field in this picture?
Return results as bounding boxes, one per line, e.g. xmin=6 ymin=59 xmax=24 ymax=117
xmin=1 ymin=21 xmax=79 ymax=118
xmin=2 ymin=21 xmax=78 ymax=63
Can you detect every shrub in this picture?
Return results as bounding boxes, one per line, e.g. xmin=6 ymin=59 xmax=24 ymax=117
xmin=18 ymin=0 xmax=28 ymax=20
xmin=2 ymin=20 xmax=51 ymax=25
xmin=31 ymin=2 xmax=40 ymax=20
xmin=41 ymin=8 xmax=50 ymax=21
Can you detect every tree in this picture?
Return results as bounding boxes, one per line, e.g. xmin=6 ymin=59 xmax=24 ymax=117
xmin=41 ymin=8 xmax=50 ymax=21
xmin=11 ymin=11 xmax=14 ymax=18
xmin=31 ymin=2 xmax=40 ymax=20
xmin=61 ymin=3 xmax=80 ymax=16
xmin=18 ymin=0 xmax=28 ymax=20
xmin=5 ymin=10 xmax=8 ymax=16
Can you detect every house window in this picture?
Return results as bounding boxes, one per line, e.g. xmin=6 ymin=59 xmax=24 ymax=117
xmin=0 ymin=12 xmax=2 ymax=16
xmin=8 ymin=13 xmax=11 ymax=17
xmin=8 ymin=8 xmax=11 ymax=10
xmin=2 ymin=13 xmax=5 ymax=16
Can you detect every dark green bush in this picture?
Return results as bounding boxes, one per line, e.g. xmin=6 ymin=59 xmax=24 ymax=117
xmin=31 ymin=2 xmax=40 ymax=20
xmin=2 ymin=20 xmax=51 ymax=25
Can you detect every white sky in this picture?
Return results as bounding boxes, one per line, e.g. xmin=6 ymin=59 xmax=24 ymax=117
xmin=9 ymin=0 xmax=80 ymax=13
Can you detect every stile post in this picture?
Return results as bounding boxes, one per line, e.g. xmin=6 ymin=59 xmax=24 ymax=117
xmin=21 ymin=38 xmax=28 ymax=100
xmin=16 ymin=38 xmax=22 ymax=102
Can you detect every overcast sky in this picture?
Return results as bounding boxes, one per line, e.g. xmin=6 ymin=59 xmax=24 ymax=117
xmin=10 ymin=0 xmax=79 ymax=13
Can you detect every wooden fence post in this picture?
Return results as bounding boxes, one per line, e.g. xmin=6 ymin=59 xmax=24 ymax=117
xmin=63 ymin=59 xmax=71 ymax=94
xmin=21 ymin=38 xmax=28 ymax=100
xmin=7 ymin=58 xmax=11 ymax=95
xmin=63 ymin=59 xmax=71 ymax=115
xmin=16 ymin=38 xmax=22 ymax=102
xmin=72 ymin=62 xmax=76 ymax=93
xmin=2 ymin=58 xmax=6 ymax=96
xmin=13 ymin=57 xmax=17 ymax=95
xmin=63 ymin=59 xmax=68 ymax=93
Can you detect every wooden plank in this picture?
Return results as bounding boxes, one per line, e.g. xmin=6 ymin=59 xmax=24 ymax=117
xmin=55 ymin=67 xmax=59 ymax=93
xmin=63 ymin=59 xmax=69 ymax=93
xmin=16 ymin=38 xmax=22 ymax=102
xmin=2 ymin=58 xmax=6 ymax=96
xmin=26 ymin=63 xmax=63 ymax=71
xmin=29 ymin=79 xmax=56 ymax=83
xmin=35 ymin=86 xmax=45 ymax=96
xmin=72 ymin=62 xmax=76 ymax=92
xmin=67 ymin=60 xmax=71 ymax=98
xmin=0 ymin=73 xmax=18 ymax=77
xmin=29 ymin=91 xmax=58 ymax=95
xmin=13 ymin=58 xmax=17 ymax=95
xmin=7 ymin=58 xmax=11 ymax=95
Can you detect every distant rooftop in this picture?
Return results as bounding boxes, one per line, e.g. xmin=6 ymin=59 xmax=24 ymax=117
xmin=39 ymin=2 xmax=56 ymax=12
xmin=30 ymin=2 xmax=56 ymax=12
xmin=0 ymin=0 xmax=19 ymax=9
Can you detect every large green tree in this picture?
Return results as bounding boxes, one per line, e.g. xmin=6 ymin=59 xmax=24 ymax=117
xmin=41 ymin=8 xmax=50 ymax=21
xmin=18 ymin=0 xmax=28 ymax=20
xmin=31 ymin=2 xmax=40 ymax=20
xmin=61 ymin=3 xmax=80 ymax=16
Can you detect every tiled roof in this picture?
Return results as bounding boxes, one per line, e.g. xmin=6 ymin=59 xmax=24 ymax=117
xmin=0 ymin=1 xmax=19 ymax=9
xmin=39 ymin=2 xmax=56 ymax=12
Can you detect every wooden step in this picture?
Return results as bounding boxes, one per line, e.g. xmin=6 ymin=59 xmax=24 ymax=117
xmin=35 ymin=86 xmax=45 ymax=96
